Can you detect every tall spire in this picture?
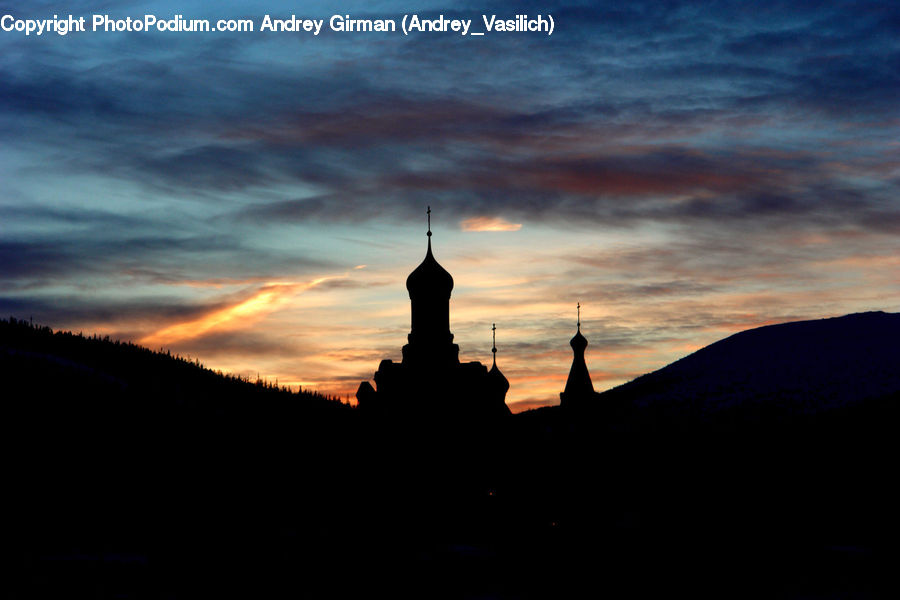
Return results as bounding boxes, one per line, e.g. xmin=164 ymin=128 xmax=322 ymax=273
xmin=570 ymin=303 xmax=587 ymax=352
xmin=492 ymin=323 xmax=497 ymax=367
xmin=577 ymin=302 xmax=581 ymax=332
xmin=425 ymin=205 xmax=433 ymax=254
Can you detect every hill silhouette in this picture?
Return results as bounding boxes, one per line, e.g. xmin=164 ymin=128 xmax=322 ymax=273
xmin=4 ymin=313 xmax=900 ymax=598
xmin=505 ymin=311 xmax=900 ymax=598
xmin=598 ymin=311 xmax=900 ymax=420
xmin=1 ymin=316 xmax=348 ymax=411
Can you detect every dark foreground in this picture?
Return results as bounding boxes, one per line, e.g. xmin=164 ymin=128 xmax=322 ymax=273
xmin=9 ymin=397 xmax=900 ymax=599
xmin=4 ymin=317 xmax=900 ymax=598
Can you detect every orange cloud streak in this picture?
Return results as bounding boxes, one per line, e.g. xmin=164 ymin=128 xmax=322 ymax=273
xmin=140 ymin=275 xmax=343 ymax=348
xmin=461 ymin=216 xmax=523 ymax=232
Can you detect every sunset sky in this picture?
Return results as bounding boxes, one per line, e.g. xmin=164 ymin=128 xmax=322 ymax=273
xmin=2 ymin=1 xmax=899 ymax=411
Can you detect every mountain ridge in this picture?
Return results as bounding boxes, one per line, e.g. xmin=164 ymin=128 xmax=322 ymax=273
xmin=596 ymin=310 xmax=900 ymax=418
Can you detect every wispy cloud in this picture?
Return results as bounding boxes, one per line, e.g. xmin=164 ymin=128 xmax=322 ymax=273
xmin=461 ymin=216 xmax=522 ymax=232
xmin=140 ymin=275 xmax=345 ymax=347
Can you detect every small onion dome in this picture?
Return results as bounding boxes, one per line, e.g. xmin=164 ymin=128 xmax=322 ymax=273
xmin=406 ymin=238 xmax=454 ymax=298
xmin=489 ymin=323 xmax=509 ymax=393
xmin=570 ymin=329 xmax=588 ymax=352
xmin=488 ymin=361 xmax=510 ymax=394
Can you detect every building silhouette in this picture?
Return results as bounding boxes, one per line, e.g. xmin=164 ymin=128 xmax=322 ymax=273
xmin=559 ymin=303 xmax=601 ymax=409
xmin=356 ymin=208 xmax=511 ymax=422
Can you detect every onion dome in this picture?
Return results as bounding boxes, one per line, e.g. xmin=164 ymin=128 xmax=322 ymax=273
xmin=406 ymin=207 xmax=454 ymax=298
xmin=489 ymin=361 xmax=510 ymax=394
xmin=570 ymin=329 xmax=588 ymax=352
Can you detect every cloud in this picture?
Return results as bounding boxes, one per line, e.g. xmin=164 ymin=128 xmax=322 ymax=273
xmin=140 ymin=145 xmax=271 ymax=192
xmin=4 ymin=1 xmax=898 ymax=241
xmin=306 ymin=278 xmax=391 ymax=291
xmin=168 ymin=330 xmax=308 ymax=360
xmin=140 ymin=275 xmax=346 ymax=347
xmin=460 ymin=216 xmax=522 ymax=232
xmin=0 ymin=294 xmax=231 ymax=329
xmin=0 ymin=240 xmax=84 ymax=280
xmin=0 ymin=224 xmax=338 ymax=291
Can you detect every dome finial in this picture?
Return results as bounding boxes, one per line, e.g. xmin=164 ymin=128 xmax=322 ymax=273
xmin=427 ymin=205 xmax=432 ymax=238
xmin=492 ymin=323 xmax=497 ymax=366
xmin=577 ymin=302 xmax=581 ymax=332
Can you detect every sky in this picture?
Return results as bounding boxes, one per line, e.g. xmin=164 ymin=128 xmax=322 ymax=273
xmin=2 ymin=1 xmax=899 ymax=411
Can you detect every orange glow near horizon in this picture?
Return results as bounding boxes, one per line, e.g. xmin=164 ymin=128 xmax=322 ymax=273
xmin=77 ymin=237 xmax=899 ymax=415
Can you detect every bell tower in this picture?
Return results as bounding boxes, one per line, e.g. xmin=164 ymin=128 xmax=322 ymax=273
xmin=402 ymin=206 xmax=459 ymax=366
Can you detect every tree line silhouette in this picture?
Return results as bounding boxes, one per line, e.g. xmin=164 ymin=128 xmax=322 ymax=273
xmin=1 ymin=316 xmax=349 ymax=405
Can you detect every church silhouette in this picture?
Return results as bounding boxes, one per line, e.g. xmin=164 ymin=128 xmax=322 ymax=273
xmin=356 ymin=208 xmax=600 ymax=417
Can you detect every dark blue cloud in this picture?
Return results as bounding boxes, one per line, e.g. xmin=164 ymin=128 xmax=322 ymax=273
xmin=2 ymin=0 xmax=899 ymax=330
xmin=0 ymin=293 xmax=229 ymax=327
